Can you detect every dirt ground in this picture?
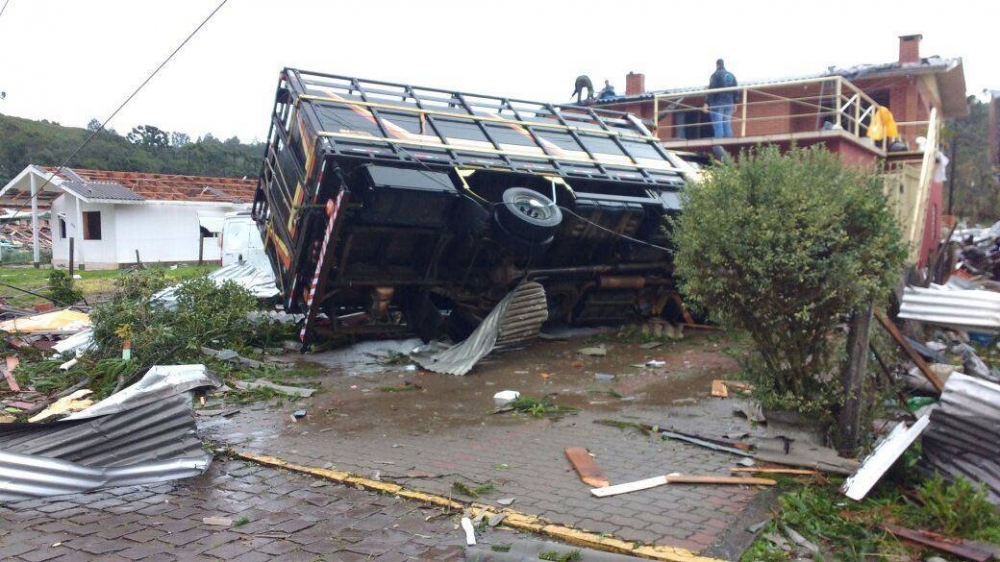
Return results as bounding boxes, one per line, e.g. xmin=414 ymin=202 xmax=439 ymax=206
xmin=201 ymin=329 xmax=775 ymax=557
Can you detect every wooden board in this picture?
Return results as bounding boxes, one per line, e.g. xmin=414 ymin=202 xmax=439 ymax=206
xmin=564 ymin=448 xmax=610 ymax=488
xmin=2 ymin=355 xmax=19 ymax=392
xmin=591 ymin=473 xmax=775 ymax=497
xmin=882 ymin=524 xmax=993 ymax=562
xmin=664 ymin=475 xmax=776 ymax=486
xmin=841 ymin=416 xmax=931 ymax=501
xmin=731 ymin=468 xmax=818 ymax=476
xmin=875 ymin=311 xmax=944 ymax=392
xmin=710 ymin=380 xmax=728 ymax=398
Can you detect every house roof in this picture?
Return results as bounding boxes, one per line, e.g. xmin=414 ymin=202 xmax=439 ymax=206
xmin=39 ymin=167 xmax=256 ymax=203
xmin=593 ymin=56 xmax=968 ymax=117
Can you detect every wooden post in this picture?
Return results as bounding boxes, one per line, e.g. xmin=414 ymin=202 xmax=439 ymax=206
xmin=875 ymin=310 xmax=944 ymax=392
xmin=68 ymin=238 xmax=74 ymax=277
xmin=30 ymin=173 xmax=40 ymax=268
xmin=837 ymin=303 xmax=873 ymax=455
xmin=834 ymin=77 xmax=843 ymax=129
xmin=740 ymin=87 xmax=748 ymax=137
xmin=198 ymin=232 xmax=205 ymax=266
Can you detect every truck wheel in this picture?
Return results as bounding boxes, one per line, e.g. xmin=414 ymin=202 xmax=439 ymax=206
xmin=495 ymin=187 xmax=562 ymax=242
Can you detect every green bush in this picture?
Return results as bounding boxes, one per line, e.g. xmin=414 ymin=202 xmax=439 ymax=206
xmin=673 ymin=145 xmax=905 ymax=416
xmin=916 ymin=474 xmax=1000 ymax=538
xmin=46 ymin=269 xmax=83 ymax=305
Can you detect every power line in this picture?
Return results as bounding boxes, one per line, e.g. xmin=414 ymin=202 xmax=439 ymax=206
xmin=7 ymin=0 xmax=229 ymax=214
xmin=0 ymin=0 xmax=11 ymax=22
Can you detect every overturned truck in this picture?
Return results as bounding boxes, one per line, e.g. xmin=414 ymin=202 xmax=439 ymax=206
xmin=252 ymin=69 xmax=693 ymax=344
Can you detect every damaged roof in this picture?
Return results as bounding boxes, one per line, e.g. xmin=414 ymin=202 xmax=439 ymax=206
xmin=40 ymin=167 xmax=256 ymax=204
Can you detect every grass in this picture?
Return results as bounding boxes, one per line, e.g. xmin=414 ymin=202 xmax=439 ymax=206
xmin=233 ymin=516 xmax=250 ymax=527
xmin=0 ymin=264 xmax=217 ymax=308
xmin=451 ymin=481 xmax=495 ymax=498
xmin=742 ymin=469 xmax=1000 ymax=561
xmin=508 ymin=395 xmax=579 ymax=418
xmin=539 ymin=550 xmax=582 ymax=561
xmin=491 ymin=544 xmax=511 ymax=553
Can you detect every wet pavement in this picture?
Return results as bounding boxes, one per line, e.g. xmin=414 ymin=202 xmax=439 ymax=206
xmin=0 ymin=458 xmax=563 ymax=561
xmin=202 ymin=331 xmax=772 ymax=555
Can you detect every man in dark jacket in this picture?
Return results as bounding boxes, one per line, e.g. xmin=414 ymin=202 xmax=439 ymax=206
xmin=703 ymin=59 xmax=738 ymax=138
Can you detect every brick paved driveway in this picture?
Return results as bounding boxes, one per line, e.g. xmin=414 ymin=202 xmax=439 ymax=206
xmin=0 ymin=459 xmax=482 ymax=561
xmin=203 ymin=334 xmax=772 ymax=555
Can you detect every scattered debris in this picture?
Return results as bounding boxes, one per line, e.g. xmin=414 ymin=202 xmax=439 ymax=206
xmin=731 ymin=467 xmax=818 ymax=476
xmin=645 ymin=360 xmax=665 ymax=368
xmin=1 ymin=357 xmax=20 ymax=391
xmin=841 ymin=415 xmax=931 ymax=501
xmin=711 ymin=379 xmax=728 ymax=398
xmin=593 ymin=373 xmax=615 ymax=382
xmin=290 ymin=409 xmax=307 ymax=422
xmin=496 ymin=497 xmax=515 ymax=506
xmin=564 ymin=448 xmax=609 ymax=488
xmin=881 ymin=523 xmax=994 ymax=562
xmin=639 ymin=341 xmax=663 ymax=350
xmin=922 ymin=373 xmax=1000 ymax=504
xmin=202 ymin=517 xmax=233 ymax=527
xmin=0 ymin=309 xmax=91 ymax=336
xmin=493 ymin=390 xmax=520 ymax=407
xmin=233 ymin=379 xmax=315 ymax=398
xmin=27 ymin=389 xmax=93 ymax=422
xmin=577 ymin=346 xmax=607 ymax=357
xmin=782 ymin=525 xmax=820 ymax=556
xmin=875 ymin=310 xmax=945 ymax=392
xmin=201 ymin=347 xmax=262 ymax=369
xmin=487 ymin=513 xmax=506 ymax=527
xmin=0 ymin=365 xmax=219 ymax=501
xmin=461 ymin=516 xmax=476 ymax=546
xmin=591 ymin=473 xmax=776 ymax=498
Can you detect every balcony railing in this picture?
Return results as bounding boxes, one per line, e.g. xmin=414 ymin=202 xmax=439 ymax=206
xmin=650 ymin=76 xmax=929 ymax=152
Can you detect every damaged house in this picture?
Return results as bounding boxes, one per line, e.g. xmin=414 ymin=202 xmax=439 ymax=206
xmin=0 ymin=166 xmax=256 ymax=269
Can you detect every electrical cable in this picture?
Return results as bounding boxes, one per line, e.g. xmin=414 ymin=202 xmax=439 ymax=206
xmin=0 ymin=0 xmax=10 ymax=22
xmin=5 ymin=0 xmax=229 ymax=215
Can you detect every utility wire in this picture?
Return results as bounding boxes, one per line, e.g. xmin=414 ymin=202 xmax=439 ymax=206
xmin=0 ymin=0 xmax=10 ymax=22
xmin=7 ymin=0 xmax=229 ymax=214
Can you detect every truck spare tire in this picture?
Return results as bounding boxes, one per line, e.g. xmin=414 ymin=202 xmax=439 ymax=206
xmin=494 ymin=187 xmax=562 ymax=242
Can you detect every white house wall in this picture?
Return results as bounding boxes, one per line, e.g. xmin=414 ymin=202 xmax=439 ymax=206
xmin=51 ymin=194 xmax=70 ymax=265
xmin=114 ymin=204 xmax=230 ymax=266
xmin=50 ymin=196 xmax=118 ymax=269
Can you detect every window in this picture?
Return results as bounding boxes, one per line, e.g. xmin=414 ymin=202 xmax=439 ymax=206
xmin=82 ymin=211 xmax=102 ymax=240
xmin=59 ymin=218 xmax=67 ymax=239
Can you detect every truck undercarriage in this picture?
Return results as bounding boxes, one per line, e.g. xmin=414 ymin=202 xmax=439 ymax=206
xmin=252 ymin=70 xmax=693 ymax=344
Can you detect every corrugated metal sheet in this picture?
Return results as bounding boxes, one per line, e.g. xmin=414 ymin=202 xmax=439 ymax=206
xmin=153 ymin=262 xmax=279 ymax=306
xmin=413 ymin=282 xmax=547 ymax=376
xmin=921 ymin=372 xmax=1000 ymax=504
xmin=897 ymin=285 xmax=1000 ymax=333
xmin=0 ymin=365 xmax=219 ymax=502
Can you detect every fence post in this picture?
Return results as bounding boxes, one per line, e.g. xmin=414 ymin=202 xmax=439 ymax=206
xmin=68 ymin=238 xmax=74 ymax=277
xmin=740 ymin=87 xmax=748 ymax=138
xmin=198 ymin=232 xmax=205 ymax=266
xmin=837 ymin=302 xmax=874 ymax=455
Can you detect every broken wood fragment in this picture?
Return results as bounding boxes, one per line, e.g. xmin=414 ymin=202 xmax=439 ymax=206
xmin=874 ymin=311 xmax=944 ymax=392
xmin=711 ymin=380 xmax=728 ymax=398
xmin=730 ymin=467 xmax=818 ymax=476
xmin=591 ymin=473 xmax=776 ymax=497
xmin=564 ymin=448 xmax=609 ymax=488
xmin=881 ymin=523 xmax=993 ymax=562
xmin=2 ymin=356 xmax=20 ymax=392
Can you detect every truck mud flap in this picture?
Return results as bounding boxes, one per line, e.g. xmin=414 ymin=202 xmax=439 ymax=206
xmin=412 ymin=282 xmax=548 ymax=376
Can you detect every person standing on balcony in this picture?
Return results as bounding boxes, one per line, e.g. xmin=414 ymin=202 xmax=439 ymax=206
xmin=704 ymin=59 xmax=738 ymax=138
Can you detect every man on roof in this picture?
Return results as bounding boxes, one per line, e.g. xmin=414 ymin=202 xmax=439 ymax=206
xmin=703 ymin=59 xmax=738 ymax=138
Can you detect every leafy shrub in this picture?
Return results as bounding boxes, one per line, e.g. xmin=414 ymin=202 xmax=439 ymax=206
xmin=46 ymin=270 xmax=83 ymax=305
xmin=673 ymin=145 xmax=905 ymax=416
xmin=916 ymin=474 xmax=1000 ymax=538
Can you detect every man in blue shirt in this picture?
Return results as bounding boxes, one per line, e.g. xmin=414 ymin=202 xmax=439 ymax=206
xmin=703 ymin=59 xmax=738 ymax=138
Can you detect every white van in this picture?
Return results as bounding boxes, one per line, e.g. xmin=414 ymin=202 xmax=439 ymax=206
xmin=219 ymin=212 xmax=269 ymax=271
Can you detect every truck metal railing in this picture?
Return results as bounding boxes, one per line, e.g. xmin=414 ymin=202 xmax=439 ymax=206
xmin=649 ymin=75 xmax=929 ymax=151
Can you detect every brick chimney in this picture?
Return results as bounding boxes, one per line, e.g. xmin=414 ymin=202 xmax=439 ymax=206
xmin=899 ymin=34 xmax=922 ymax=65
xmin=625 ymin=72 xmax=645 ymax=96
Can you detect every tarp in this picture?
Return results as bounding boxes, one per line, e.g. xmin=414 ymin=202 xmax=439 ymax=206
xmin=0 ymin=309 xmax=90 ymax=334
xmin=0 ymin=364 xmax=219 ymax=502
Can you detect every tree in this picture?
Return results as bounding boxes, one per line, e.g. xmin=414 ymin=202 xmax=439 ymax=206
xmin=673 ymin=145 xmax=905 ymax=421
xmin=948 ymin=97 xmax=1000 ymax=223
xmin=169 ymin=131 xmax=191 ymax=147
xmin=126 ymin=125 xmax=170 ymax=148
xmin=87 ymin=119 xmax=102 ymax=132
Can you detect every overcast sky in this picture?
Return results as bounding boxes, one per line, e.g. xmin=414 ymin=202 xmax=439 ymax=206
xmin=0 ymin=0 xmax=996 ymax=144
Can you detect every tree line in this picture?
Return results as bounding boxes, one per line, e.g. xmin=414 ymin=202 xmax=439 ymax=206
xmin=0 ymin=113 xmax=263 ymax=187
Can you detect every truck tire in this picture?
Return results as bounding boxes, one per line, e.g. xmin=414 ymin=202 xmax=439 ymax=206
xmin=494 ymin=187 xmax=562 ymax=242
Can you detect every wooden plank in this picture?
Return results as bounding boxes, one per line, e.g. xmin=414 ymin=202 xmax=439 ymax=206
xmin=592 ymin=473 xmax=775 ymax=498
xmin=882 ymin=524 xmax=993 ymax=562
xmin=875 ymin=311 xmax=944 ymax=392
xmin=564 ymin=448 xmax=610 ymax=488
xmin=841 ymin=416 xmax=931 ymax=501
xmin=664 ymin=475 xmax=776 ymax=486
xmin=591 ymin=475 xmax=668 ymax=497
xmin=2 ymin=356 xmax=20 ymax=392
xmin=710 ymin=380 xmax=728 ymax=398
xmin=730 ymin=468 xmax=818 ymax=476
